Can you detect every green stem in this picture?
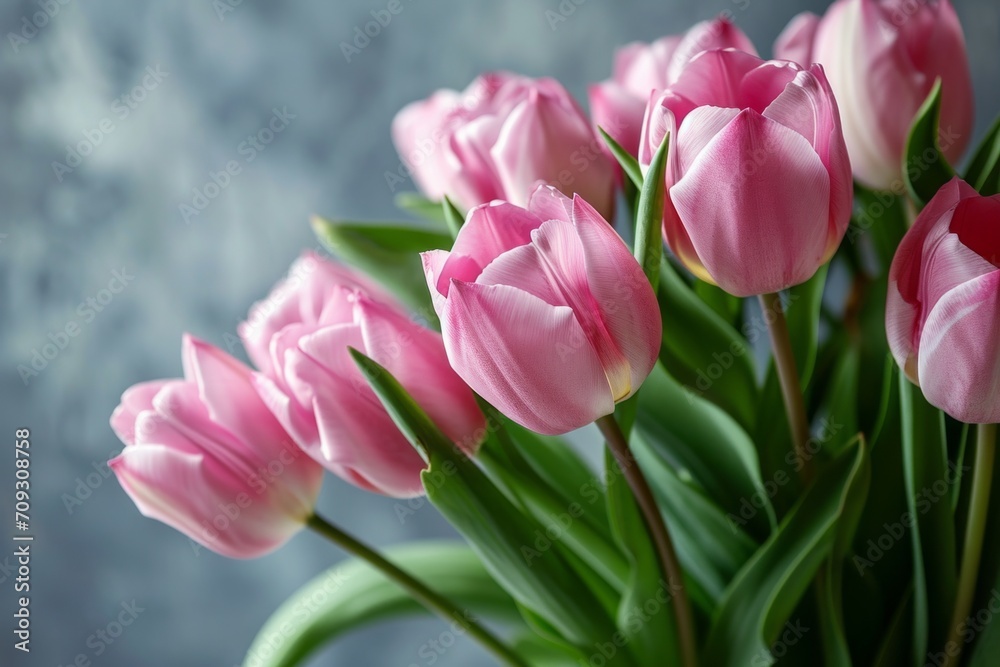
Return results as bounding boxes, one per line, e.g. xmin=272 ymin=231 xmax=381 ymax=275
xmin=596 ymin=415 xmax=698 ymax=667
xmin=306 ymin=513 xmax=529 ymax=667
xmin=943 ymin=423 xmax=997 ymax=667
xmin=759 ymin=292 xmax=816 ymax=486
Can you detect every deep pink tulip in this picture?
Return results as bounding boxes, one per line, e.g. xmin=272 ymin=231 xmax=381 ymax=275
xmin=109 ymin=335 xmax=323 ymax=559
xmin=589 ymin=16 xmax=757 ymax=157
xmin=392 ymin=72 xmax=615 ymax=219
xmin=887 ymin=178 xmax=1000 ymax=424
xmin=775 ymin=0 xmax=973 ymax=191
xmin=240 ymin=252 xmax=485 ymax=497
xmin=422 ymin=186 xmax=661 ymax=435
xmin=638 ymin=49 xmax=852 ymax=297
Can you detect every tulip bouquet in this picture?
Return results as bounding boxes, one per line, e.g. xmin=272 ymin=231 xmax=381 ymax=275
xmin=110 ymin=3 xmax=1000 ymax=666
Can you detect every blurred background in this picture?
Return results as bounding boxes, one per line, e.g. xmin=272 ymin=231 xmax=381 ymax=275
xmin=0 ymin=0 xmax=997 ymax=664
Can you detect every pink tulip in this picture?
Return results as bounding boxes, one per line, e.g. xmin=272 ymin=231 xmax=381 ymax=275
xmin=887 ymin=178 xmax=1000 ymax=424
xmin=240 ymin=252 xmax=485 ymax=497
xmin=422 ymin=185 xmax=661 ymax=435
xmin=109 ymin=335 xmax=323 ymax=559
xmin=589 ymin=16 xmax=757 ymax=157
xmin=775 ymin=0 xmax=973 ymax=191
xmin=392 ymin=72 xmax=615 ymax=219
xmin=638 ymin=49 xmax=852 ymax=297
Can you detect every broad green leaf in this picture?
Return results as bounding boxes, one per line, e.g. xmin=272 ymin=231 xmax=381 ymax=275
xmin=311 ymin=217 xmax=449 ymax=323
xmin=242 ymin=542 xmax=520 ymax=667
xmin=693 ymin=280 xmax=742 ymax=329
xmin=598 ymin=127 xmax=643 ymax=190
xmin=604 ymin=430 xmax=681 ymax=666
xmin=853 ymin=185 xmax=909 ymax=276
xmin=634 ymin=134 xmax=668 ymax=290
xmin=636 ymin=362 xmax=774 ymax=538
xmin=817 ymin=436 xmax=872 ymax=666
xmin=395 ymin=191 xmax=448 ymax=224
xmin=899 ymin=375 xmax=957 ymax=660
xmin=964 ymin=113 xmax=1000 ymax=195
xmin=512 ymin=634 xmax=584 ymax=667
xmin=633 ymin=432 xmax=759 ymax=612
xmin=904 ymin=79 xmax=955 ymax=207
xmin=815 ymin=341 xmax=860 ymax=458
xmin=703 ymin=438 xmax=869 ymax=666
xmin=657 ymin=259 xmax=758 ymax=433
xmin=350 ymin=350 xmax=619 ymax=650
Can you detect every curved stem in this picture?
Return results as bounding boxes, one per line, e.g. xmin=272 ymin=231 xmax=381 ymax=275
xmin=596 ymin=415 xmax=698 ymax=667
xmin=943 ymin=423 xmax=996 ymax=667
xmin=759 ymin=292 xmax=815 ymax=486
xmin=306 ymin=513 xmax=529 ymax=667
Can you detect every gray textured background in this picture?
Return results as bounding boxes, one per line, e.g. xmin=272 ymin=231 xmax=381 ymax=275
xmin=0 ymin=0 xmax=997 ymax=665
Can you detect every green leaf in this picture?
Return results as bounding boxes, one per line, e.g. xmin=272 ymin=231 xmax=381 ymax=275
xmin=635 ymin=362 xmax=775 ymax=539
xmin=632 ymin=432 xmax=759 ymax=612
xmin=899 ymin=375 xmax=957 ymax=660
xmin=815 ymin=340 xmax=860 ymax=458
xmin=817 ymin=435 xmax=873 ymax=666
xmin=656 ymin=259 xmax=758 ymax=433
xmin=964 ymin=113 xmax=1000 ymax=196
xmin=693 ymin=280 xmax=742 ymax=329
xmin=242 ymin=542 xmax=520 ymax=667
xmin=598 ymin=127 xmax=643 ymax=191
xmin=853 ymin=185 xmax=909 ymax=276
xmin=634 ymin=133 xmax=668 ymax=290
xmin=349 ymin=349 xmax=619 ymax=650
xmin=871 ymin=587 xmax=914 ymax=667
xmin=703 ymin=438 xmax=869 ymax=666
xmin=442 ymin=195 xmax=465 ymax=238
xmin=311 ymin=217 xmax=449 ymax=323
xmin=904 ymin=79 xmax=955 ymax=207
xmin=395 ymin=191 xmax=448 ymax=224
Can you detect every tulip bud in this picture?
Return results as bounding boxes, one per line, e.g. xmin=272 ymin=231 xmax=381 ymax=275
xmin=109 ymin=335 xmax=324 ymax=559
xmin=887 ymin=178 xmax=1000 ymax=424
xmin=422 ymin=185 xmax=661 ymax=435
xmin=240 ymin=252 xmax=485 ymax=497
xmin=775 ymin=0 xmax=973 ymax=190
xmin=638 ymin=49 xmax=852 ymax=297
xmin=392 ymin=72 xmax=615 ymax=219
xmin=589 ymin=16 xmax=757 ymax=157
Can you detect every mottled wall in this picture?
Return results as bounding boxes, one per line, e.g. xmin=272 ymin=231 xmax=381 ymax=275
xmin=0 ymin=0 xmax=997 ymax=665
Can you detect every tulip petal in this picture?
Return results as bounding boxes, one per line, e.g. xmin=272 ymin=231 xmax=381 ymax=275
xmin=442 ymin=281 xmax=613 ymax=434
xmin=774 ymin=12 xmax=820 ymax=66
xmin=949 ymin=195 xmax=1000 ymax=268
xmin=571 ymin=195 xmax=662 ymax=394
xmin=666 ymin=17 xmax=758 ymax=84
xmin=110 ymin=380 xmax=170 ymax=446
xmin=675 ymin=106 xmax=741 ymax=177
xmin=917 ymin=270 xmax=1000 ymax=423
xmin=670 ymin=110 xmax=830 ymax=296
xmin=440 ymin=201 xmax=543 ymax=290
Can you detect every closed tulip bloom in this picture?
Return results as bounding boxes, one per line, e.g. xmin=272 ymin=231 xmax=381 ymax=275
xmin=240 ymin=252 xmax=485 ymax=498
xmin=887 ymin=178 xmax=1000 ymax=424
xmin=109 ymin=335 xmax=323 ymax=559
xmin=392 ymin=72 xmax=615 ymax=219
xmin=775 ymin=0 xmax=973 ymax=191
xmin=422 ymin=185 xmax=661 ymax=435
xmin=589 ymin=16 xmax=757 ymax=156
xmin=638 ymin=49 xmax=852 ymax=297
